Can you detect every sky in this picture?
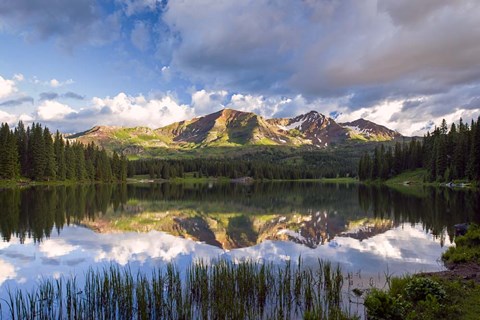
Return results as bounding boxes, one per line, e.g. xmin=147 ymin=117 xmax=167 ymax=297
xmin=0 ymin=0 xmax=479 ymax=135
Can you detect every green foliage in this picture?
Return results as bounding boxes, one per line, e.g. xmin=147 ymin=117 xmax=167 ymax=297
xmin=442 ymin=224 xmax=480 ymax=264
xmin=404 ymin=277 xmax=446 ymax=302
xmin=365 ymin=276 xmax=451 ymax=320
xmin=360 ymin=116 xmax=480 ymax=183
xmin=0 ymin=123 xmax=20 ymax=179
xmin=0 ymin=122 xmax=128 ymax=182
xmin=364 ymin=289 xmax=407 ymax=320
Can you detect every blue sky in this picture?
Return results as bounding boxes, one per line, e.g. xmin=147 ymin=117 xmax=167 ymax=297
xmin=0 ymin=0 xmax=479 ymax=135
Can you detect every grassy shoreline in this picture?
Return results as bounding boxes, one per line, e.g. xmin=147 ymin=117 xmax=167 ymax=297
xmin=360 ymin=169 xmax=478 ymax=190
xmin=128 ymin=174 xmax=358 ymax=184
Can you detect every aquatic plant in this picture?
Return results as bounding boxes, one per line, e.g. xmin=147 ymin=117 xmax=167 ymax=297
xmin=1 ymin=259 xmax=358 ymax=319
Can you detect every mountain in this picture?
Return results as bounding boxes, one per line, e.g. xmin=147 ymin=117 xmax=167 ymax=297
xmin=340 ymin=118 xmax=402 ymax=141
xmin=267 ymin=111 xmax=349 ymax=147
xmin=67 ymin=108 xmax=404 ymax=155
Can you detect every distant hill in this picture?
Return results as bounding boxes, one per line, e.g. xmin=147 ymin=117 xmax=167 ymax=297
xmin=67 ymin=108 xmax=404 ymax=156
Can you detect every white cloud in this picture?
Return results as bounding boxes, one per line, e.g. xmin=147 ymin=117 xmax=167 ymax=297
xmin=191 ymin=89 xmax=227 ymax=115
xmin=50 ymin=79 xmax=60 ymax=87
xmin=163 ymin=0 xmax=480 ymax=124
xmin=85 ymin=92 xmax=194 ymax=129
xmin=0 ymin=259 xmax=16 ymax=286
xmin=36 ymin=100 xmax=77 ymax=121
xmin=49 ymin=78 xmax=74 ymax=88
xmin=39 ymin=239 xmax=77 ymax=258
xmin=0 ymin=75 xmax=17 ymax=98
xmin=13 ymin=73 xmax=24 ymax=82
xmin=0 ymin=109 xmax=18 ymax=124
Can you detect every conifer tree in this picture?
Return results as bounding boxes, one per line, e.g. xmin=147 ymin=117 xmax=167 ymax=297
xmin=15 ymin=121 xmax=29 ymax=177
xmin=54 ymin=131 xmax=66 ymax=180
xmin=65 ymin=141 xmax=77 ymax=180
xmin=74 ymin=144 xmax=87 ymax=181
xmin=0 ymin=123 xmax=19 ymax=179
xmin=43 ymin=127 xmax=57 ymax=180
xmin=30 ymin=123 xmax=47 ymax=180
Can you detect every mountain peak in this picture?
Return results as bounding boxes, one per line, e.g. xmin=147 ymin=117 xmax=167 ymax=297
xmin=69 ymin=109 xmax=404 ymax=151
xmin=340 ymin=118 xmax=402 ymax=141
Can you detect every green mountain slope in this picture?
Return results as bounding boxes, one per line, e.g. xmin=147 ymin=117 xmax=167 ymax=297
xmin=67 ymin=108 xmax=405 ymax=158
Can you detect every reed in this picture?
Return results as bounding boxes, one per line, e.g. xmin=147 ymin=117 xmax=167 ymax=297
xmin=1 ymin=259 xmax=358 ymax=319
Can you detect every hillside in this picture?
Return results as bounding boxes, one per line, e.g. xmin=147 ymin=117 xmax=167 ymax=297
xmin=67 ymin=108 xmax=405 ymax=157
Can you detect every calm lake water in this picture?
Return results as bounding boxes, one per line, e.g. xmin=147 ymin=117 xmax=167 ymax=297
xmin=1 ymin=182 xmax=478 ymax=297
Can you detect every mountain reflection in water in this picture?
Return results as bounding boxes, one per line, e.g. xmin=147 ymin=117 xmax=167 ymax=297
xmin=2 ymin=181 xmax=479 ymax=302
xmin=0 ymin=182 xmax=478 ymax=248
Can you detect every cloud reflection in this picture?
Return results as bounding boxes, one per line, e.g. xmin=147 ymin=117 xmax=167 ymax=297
xmin=0 ymin=224 xmax=451 ymax=294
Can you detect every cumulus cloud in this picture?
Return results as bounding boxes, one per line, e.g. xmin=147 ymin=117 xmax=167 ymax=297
xmin=36 ymin=100 xmax=77 ymax=121
xmin=0 ymin=75 xmax=17 ymax=98
xmin=35 ymin=92 xmax=194 ymax=132
xmin=163 ymin=0 xmax=480 ymax=120
xmin=86 ymin=92 xmax=194 ymax=128
xmin=0 ymin=109 xmax=19 ymax=124
xmin=191 ymin=89 xmax=227 ymax=115
xmin=49 ymin=78 xmax=74 ymax=88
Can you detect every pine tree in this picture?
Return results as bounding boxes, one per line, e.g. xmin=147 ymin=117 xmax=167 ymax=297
xmin=96 ymin=150 xmax=112 ymax=182
xmin=54 ymin=131 xmax=66 ymax=180
xmin=30 ymin=123 xmax=47 ymax=180
xmin=43 ymin=127 xmax=57 ymax=180
xmin=0 ymin=123 xmax=19 ymax=179
xmin=74 ymin=144 xmax=87 ymax=181
xmin=65 ymin=141 xmax=77 ymax=180
xmin=435 ymin=135 xmax=447 ymax=181
xmin=468 ymin=117 xmax=480 ymax=181
xmin=15 ymin=121 xmax=29 ymax=177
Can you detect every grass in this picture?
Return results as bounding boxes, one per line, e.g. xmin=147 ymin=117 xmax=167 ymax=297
xmin=385 ymin=169 xmax=428 ymax=186
xmin=442 ymin=224 xmax=480 ymax=265
xmin=0 ymin=178 xmax=101 ymax=189
xmin=1 ymin=260 xmax=359 ymax=320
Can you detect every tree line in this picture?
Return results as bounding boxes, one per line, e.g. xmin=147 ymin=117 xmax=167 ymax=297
xmin=0 ymin=122 xmax=128 ymax=182
xmin=128 ymin=157 xmax=353 ymax=180
xmin=358 ymin=117 xmax=480 ymax=182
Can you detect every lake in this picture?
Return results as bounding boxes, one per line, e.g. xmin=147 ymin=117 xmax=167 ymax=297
xmin=0 ymin=182 xmax=478 ymax=313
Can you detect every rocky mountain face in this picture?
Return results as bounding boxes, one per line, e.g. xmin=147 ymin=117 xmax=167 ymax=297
xmin=340 ymin=118 xmax=403 ymax=141
xmin=68 ymin=108 xmax=403 ymax=151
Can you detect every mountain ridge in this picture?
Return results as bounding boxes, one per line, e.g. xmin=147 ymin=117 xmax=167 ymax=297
xmin=67 ymin=108 xmax=404 ymax=154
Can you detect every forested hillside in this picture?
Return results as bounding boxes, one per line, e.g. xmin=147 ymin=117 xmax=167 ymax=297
xmin=359 ymin=117 xmax=480 ymax=182
xmin=0 ymin=122 xmax=128 ymax=182
xmin=129 ymin=148 xmax=360 ymax=180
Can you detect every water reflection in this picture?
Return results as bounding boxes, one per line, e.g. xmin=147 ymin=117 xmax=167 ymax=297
xmin=1 ymin=183 xmax=478 ymax=248
xmin=0 ymin=224 xmax=450 ymax=291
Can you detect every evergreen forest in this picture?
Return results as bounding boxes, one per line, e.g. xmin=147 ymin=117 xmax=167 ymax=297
xmin=0 ymin=122 xmax=128 ymax=182
xmin=129 ymin=154 xmax=356 ymax=180
xmin=358 ymin=117 xmax=480 ymax=182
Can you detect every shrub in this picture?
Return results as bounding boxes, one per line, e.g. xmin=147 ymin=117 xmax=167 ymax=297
xmin=442 ymin=224 xmax=480 ymax=265
xmin=404 ymin=277 xmax=446 ymax=302
xmin=364 ymin=289 xmax=407 ymax=320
